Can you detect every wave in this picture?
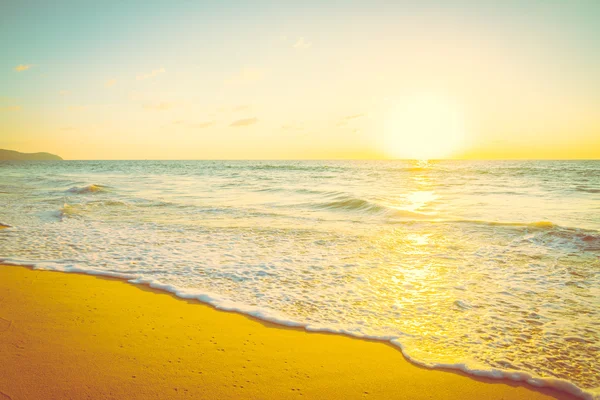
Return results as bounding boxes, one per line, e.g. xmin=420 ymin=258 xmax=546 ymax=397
xmin=393 ymin=340 xmax=597 ymax=400
xmin=84 ymin=200 xmax=129 ymax=207
xmin=575 ymin=186 xmax=600 ymax=194
xmin=451 ymin=219 xmax=556 ymax=229
xmin=391 ymin=218 xmax=600 ymax=252
xmin=66 ymin=184 xmax=109 ymax=194
xmin=221 ymin=163 xmax=348 ymax=173
xmin=538 ymin=227 xmax=600 ymax=252
xmin=37 ymin=203 xmax=87 ymax=222
xmin=308 ymin=195 xmax=431 ymax=219
xmin=389 ymin=217 xmax=567 ymax=230
xmin=0 ymin=259 xmax=597 ymax=400
xmin=446 ymin=219 xmax=600 ymax=248
xmin=315 ymin=197 xmax=386 ymax=213
xmin=36 ymin=209 xmax=65 ymax=222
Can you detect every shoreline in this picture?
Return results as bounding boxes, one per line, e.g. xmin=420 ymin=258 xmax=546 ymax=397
xmin=0 ymin=262 xmax=579 ymax=400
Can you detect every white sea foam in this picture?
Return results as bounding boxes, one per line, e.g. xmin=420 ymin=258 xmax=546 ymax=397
xmin=0 ymin=160 xmax=599 ymax=399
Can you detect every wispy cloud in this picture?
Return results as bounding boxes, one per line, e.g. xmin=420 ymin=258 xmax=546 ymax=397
xmin=142 ymin=102 xmax=174 ymax=111
xmin=192 ymin=120 xmax=216 ymax=129
xmin=343 ymin=113 xmax=365 ymax=121
xmin=136 ymin=68 xmax=166 ymax=81
xmin=337 ymin=113 xmax=366 ymax=127
xmin=281 ymin=123 xmax=304 ymax=131
xmin=230 ymin=117 xmax=258 ymax=127
xmin=1 ymin=105 xmax=21 ymax=111
xmin=14 ymin=64 xmax=32 ymax=72
xmin=105 ymin=78 xmax=117 ymax=88
xmin=59 ymin=90 xmax=71 ymax=96
xmin=293 ymin=37 xmax=311 ymax=49
xmin=224 ymin=68 xmax=264 ymax=85
xmin=232 ymin=104 xmax=252 ymax=112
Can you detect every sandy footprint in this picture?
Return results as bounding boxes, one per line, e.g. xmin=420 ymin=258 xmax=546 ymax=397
xmin=0 ymin=317 xmax=12 ymax=332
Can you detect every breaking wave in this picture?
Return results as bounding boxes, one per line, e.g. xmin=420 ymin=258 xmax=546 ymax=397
xmin=66 ymin=184 xmax=109 ymax=194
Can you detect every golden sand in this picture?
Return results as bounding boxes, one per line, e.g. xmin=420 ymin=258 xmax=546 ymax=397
xmin=0 ymin=264 xmax=574 ymax=400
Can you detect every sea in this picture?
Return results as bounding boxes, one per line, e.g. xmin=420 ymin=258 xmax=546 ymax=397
xmin=0 ymin=160 xmax=598 ymax=399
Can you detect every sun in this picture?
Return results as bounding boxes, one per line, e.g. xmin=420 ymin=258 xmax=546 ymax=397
xmin=383 ymin=94 xmax=467 ymax=160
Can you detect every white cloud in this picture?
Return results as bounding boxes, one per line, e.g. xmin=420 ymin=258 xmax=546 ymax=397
xmin=14 ymin=64 xmax=32 ymax=72
xmin=232 ymin=104 xmax=251 ymax=112
xmin=337 ymin=113 xmax=366 ymax=127
xmin=293 ymin=37 xmax=311 ymax=49
xmin=136 ymin=68 xmax=166 ymax=81
xmin=281 ymin=123 xmax=304 ymax=131
xmin=230 ymin=117 xmax=258 ymax=127
xmin=344 ymin=113 xmax=365 ymax=121
xmin=192 ymin=121 xmax=216 ymax=129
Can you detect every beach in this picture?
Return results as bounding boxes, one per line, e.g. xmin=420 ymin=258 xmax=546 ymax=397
xmin=0 ymin=264 xmax=576 ymax=400
xmin=0 ymin=160 xmax=598 ymax=399
xmin=0 ymin=0 xmax=600 ymax=400
xmin=3 ymin=0 xmax=600 ymax=397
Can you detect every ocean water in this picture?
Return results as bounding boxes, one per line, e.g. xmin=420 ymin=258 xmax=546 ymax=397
xmin=0 ymin=160 xmax=598 ymax=398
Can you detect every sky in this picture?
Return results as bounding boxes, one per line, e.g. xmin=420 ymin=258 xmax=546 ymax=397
xmin=1 ymin=0 xmax=599 ymax=160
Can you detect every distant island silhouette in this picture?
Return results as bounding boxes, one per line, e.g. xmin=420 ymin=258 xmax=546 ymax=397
xmin=0 ymin=149 xmax=63 ymax=160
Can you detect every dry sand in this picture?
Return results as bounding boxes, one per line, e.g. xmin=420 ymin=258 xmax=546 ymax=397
xmin=0 ymin=264 xmax=575 ymax=400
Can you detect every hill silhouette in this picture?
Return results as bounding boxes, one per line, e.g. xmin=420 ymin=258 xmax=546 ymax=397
xmin=0 ymin=149 xmax=63 ymax=160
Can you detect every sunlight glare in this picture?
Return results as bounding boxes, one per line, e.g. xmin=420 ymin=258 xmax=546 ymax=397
xmin=384 ymin=94 xmax=467 ymax=160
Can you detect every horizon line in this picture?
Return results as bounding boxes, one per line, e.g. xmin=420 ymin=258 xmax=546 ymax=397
xmin=6 ymin=158 xmax=599 ymax=162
